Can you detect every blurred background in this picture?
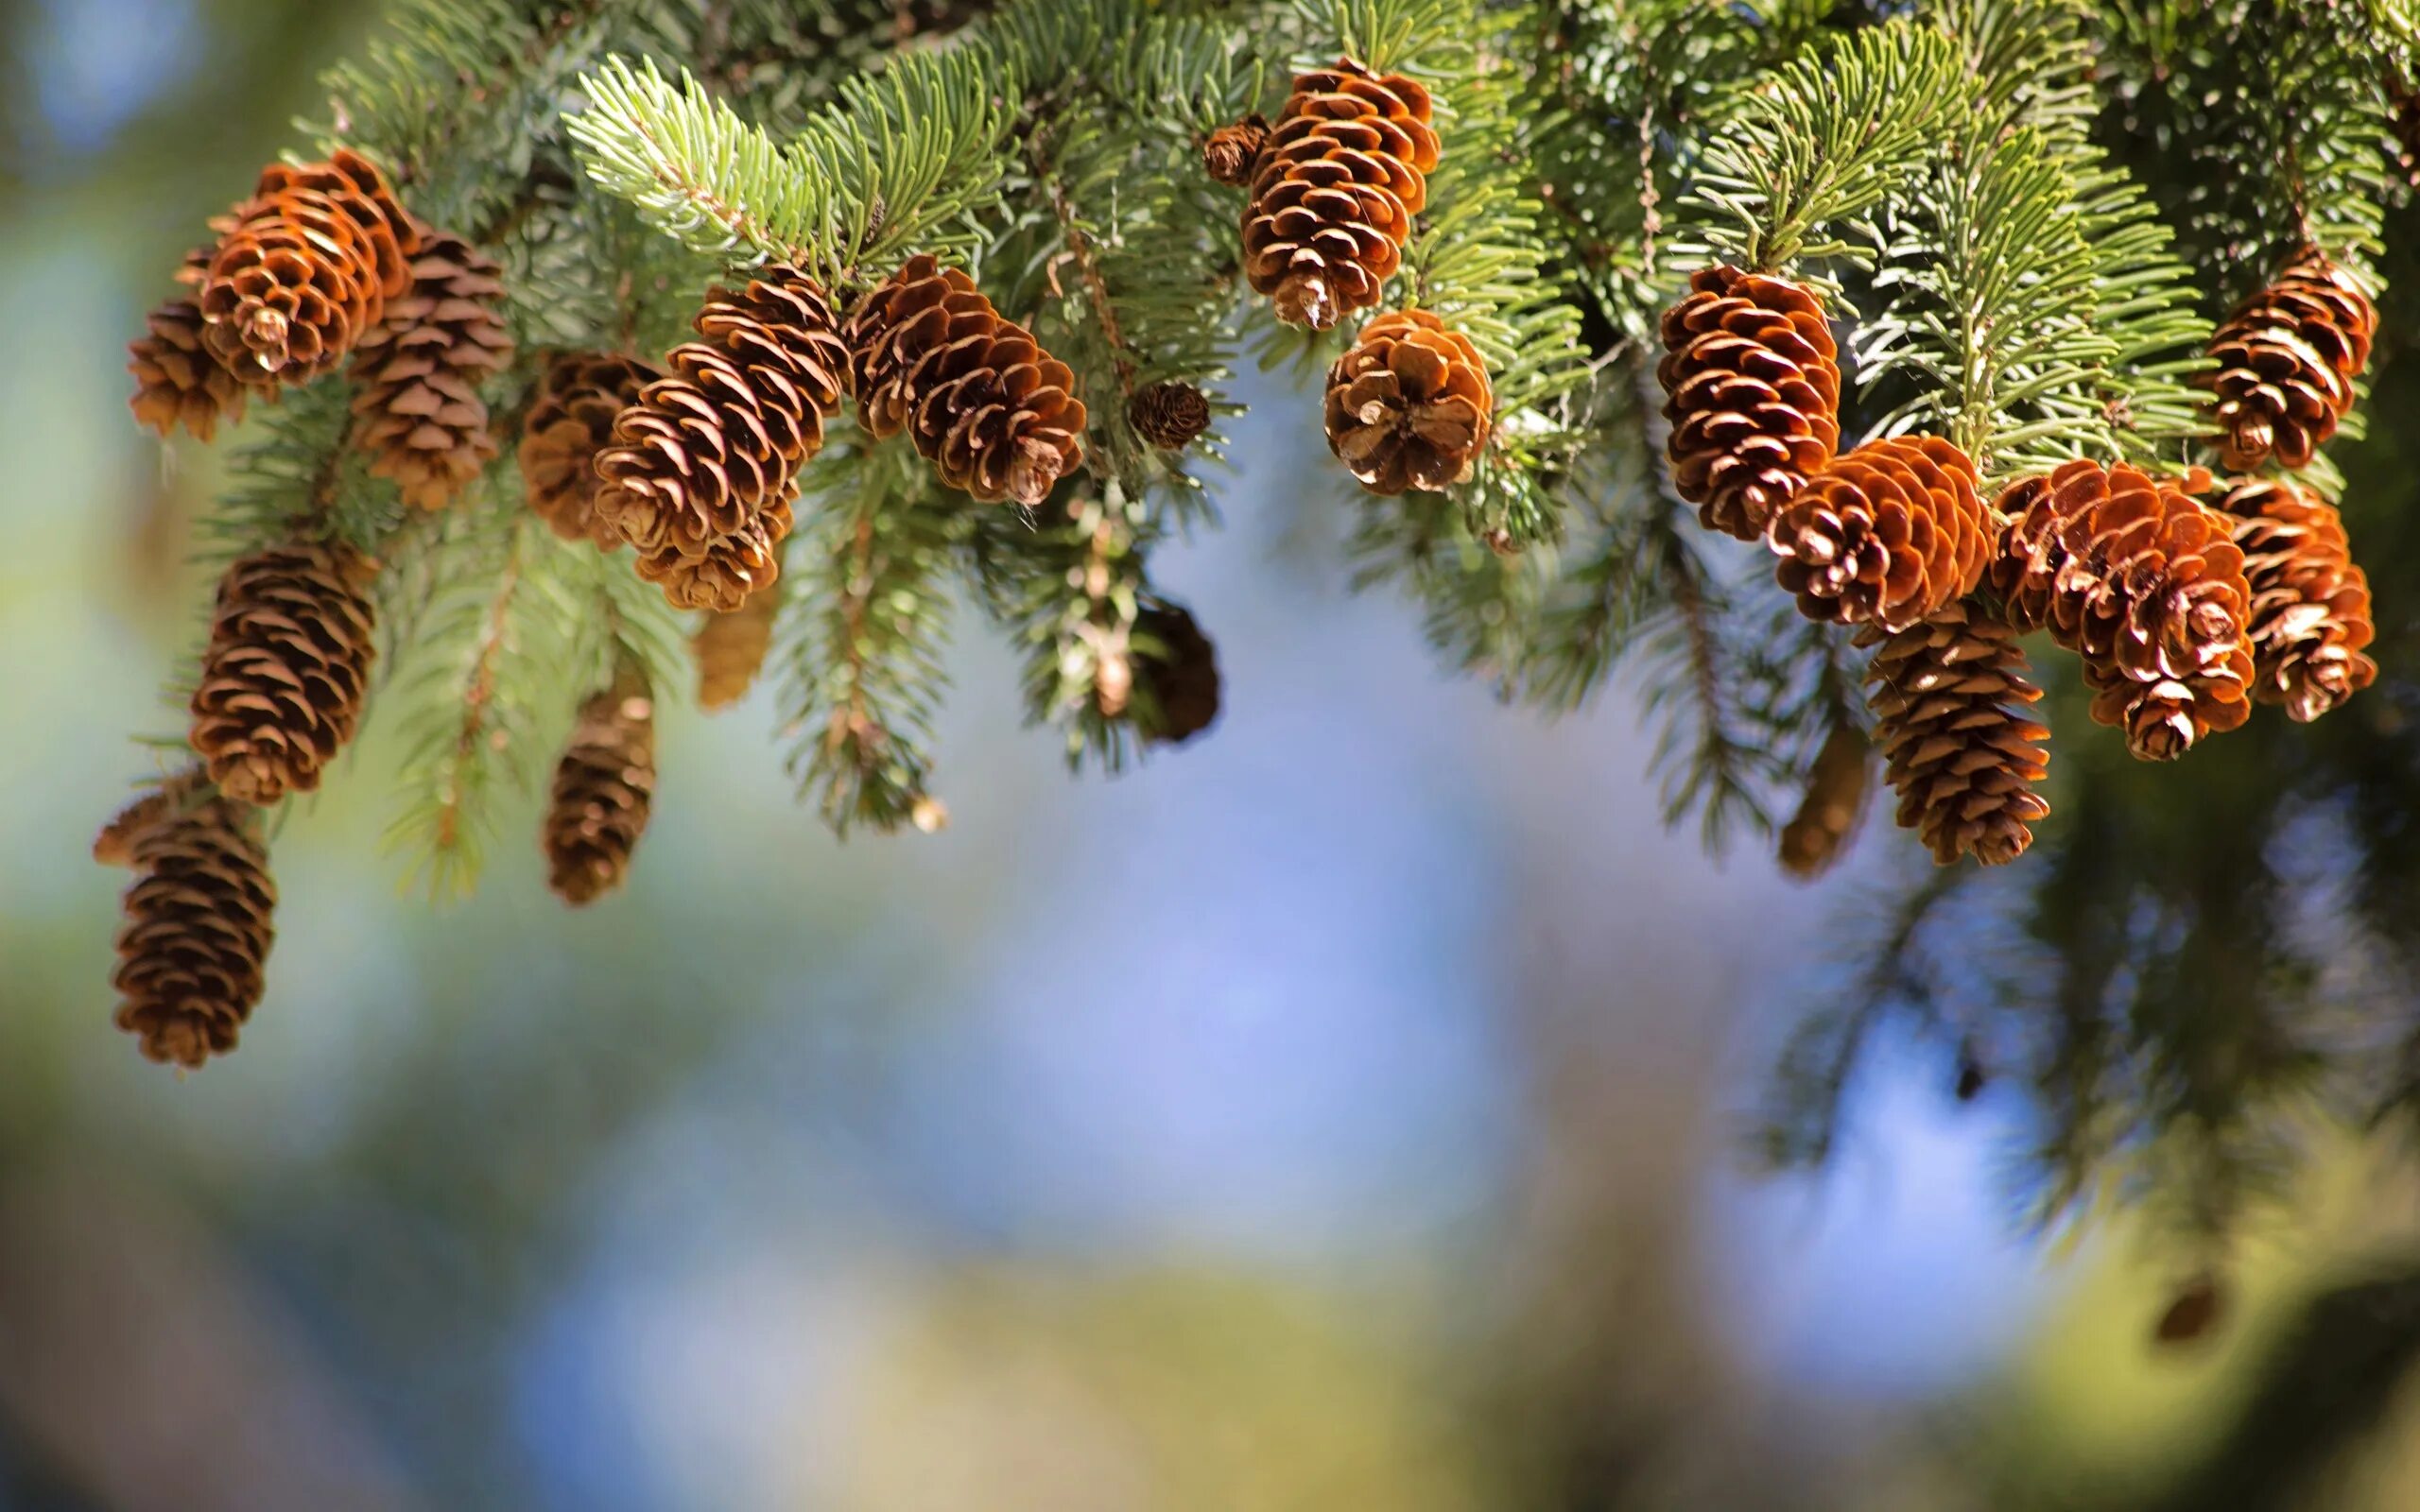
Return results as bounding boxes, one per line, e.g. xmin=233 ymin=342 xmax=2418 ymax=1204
xmin=10 ymin=1 xmax=2420 ymax=1508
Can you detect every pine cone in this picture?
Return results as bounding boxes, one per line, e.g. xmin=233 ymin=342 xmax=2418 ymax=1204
xmin=1776 ymin=721 xmax=1871 ymax=879
xmin=348 ymin=227 xmax=513 ymax=510
xmin=2204 ymin=245 xmax=2377 ymax=470
xmin=1134 ymin=603 xmax=1220 ymax=746
xmin=129 ymin=247 xmax=269 ymax=441
xmin=1129 ymin=380 xmax=1213 ymax=451
xmin=1994 ymin=460 xmax=2254 ymax=761
xmin=198 ymin=149 xmax=420 ymax=382
xmin=2219 ymin=476 xmax=2377 ymax=721
xmin=594 ymin=265 xmax=847 ymax=581
xmin=1657 ymin=265 xmax=1842 ymax=541
xmin=1241 ymin=59 xmax=1441 ymax=330
xmin=519 ymin=350 xmax=662 ymax=547
xmin=544 ymin=672 xmax=656 ymax=906
xmin=1859 ymin=603 xmax=2051 ymax=868
xmin=188 ymin=537 xmax=379 ymax=803
xmin=110 ymin=787 xmax=277 ymax=1069
xmin=633 ymin=494 xmax=791 ymax=613
xmin=1202 ymin=114 xmax=1270 ymax=187
xmin=1323 ymin=307 xmax=1493 ymax=494
xmin=694 ymin=575 xmax=784 ymax=711
xmin=847 ymin=254 xmax=1088 ymax=506
xmin=1768 ymin=436 xmax=1988 ymax=632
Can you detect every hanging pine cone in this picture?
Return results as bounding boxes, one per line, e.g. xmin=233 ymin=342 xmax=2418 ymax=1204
xmin=594 ymin=264 xmax=847 ymax=588
xmin=198 ymin=149 xmax=420 ymax=383
xmin=2219 ymin=477 xmax=2377 ymax=722
xmin=129 ymin=247 xmax=270 ymax=441
xmin=847 ymin=254 xmax=1088 ymax=506
xmin=543 ymin=670 xmax=656 ymax=906
xmin=348 ymin=227 xmax=513 ymax=510
xmin=1129 ymin=380 xmax=1213 ymax=451
xmin=1858 ymin=603 xmax=2051 ymax=868
xmin=632 ymin=494 xmax=792 ymax=614
xmin=108 ymin=786 xmax=277 ymax=1069
xmin=1323 ymin=307 xmax=1493 ymax=494
xmin=1994 ymin=460 xmax=2255 ymax=761
xmin=1241 ymin=59 xmax=1441 ymax=330
xmin=188 ymin=536 xmax=379 ymax=803
xmin=1133 ymin=603 xmax=1221 ymax=746
xmin=1202 ymin=114 xmax=1270 ymax=187
xmin=1767 ymin=436 xmax=1988 ymax=632
xmin=519 ymin=350 xmax=662 ymax=547
xmin=1657 ymin=265 xmax=1842 ymax=541
xmin=2204 ymin=245 xmax=2377 ymax=471
xmin=693 ymin=575 xmax=784 ymax=711
xmin=1776 ymin=720 xmax=1871 ymax=879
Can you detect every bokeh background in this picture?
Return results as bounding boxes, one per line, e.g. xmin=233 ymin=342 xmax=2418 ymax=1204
xmin=9 ymin=2 xmax=2420 ymax=1508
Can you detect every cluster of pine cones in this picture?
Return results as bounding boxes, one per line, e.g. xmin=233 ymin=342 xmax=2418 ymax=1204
xmin=1658 ymin=252 xmax=2380 ymax=877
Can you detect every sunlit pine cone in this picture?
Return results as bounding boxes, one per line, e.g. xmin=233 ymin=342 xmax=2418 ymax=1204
xmin=1775 ymin=720 xmax=1871 ymax=879
xmin=1323 ymin=307 xmax=1493 ymax=494
xmin=129 ymin=246 xmax=272 ymax=441
xmin=1766 ymin=436 xmax=1989 ymax=632
xmin=1128 ymin=379 xmax=1213 ymax=451
xmin=1202 ymin=114 xmax=1270 ymax=187
xmin=1993 ymin=460 xmax=2254 ymax=761
xmin=2204 ymin=245 xmax=2377 ymax=471
xmin=198 ymin=148 xmax=420 ymax=383
xmin=1656 ymin=265 xmax=1841 ymax=541
xmin=519 ymin=350 xmax=663 ymax=548
xmin=188 ymin=536 xmax=379 ymax=803
xmin=2218 ymin=476 xmax=2377 ymax=722
xmin=693 ymin=574 xmax=784 ymax=711
xmin=1858 ymin=602 xmax=2051 ymax=868
xmin=1241 ymin=59 xmax=1440 ymax=330
xmin=347 ymin=227 xmax=513 ymax=510
xmin=595 ymin=265 xmax=848 ymax=583
xmin=543 ymin=669 xmax=657 ymax=906
xmin=1133 ymin=603 xmax=1221 ymax=746
xmin=632 ymin=494 xmax=792 ymax=613
xmin=846 ymin=254 xmax=1088 ymax=506
xmin=108 ymin=785 xmax=277 ymax=1069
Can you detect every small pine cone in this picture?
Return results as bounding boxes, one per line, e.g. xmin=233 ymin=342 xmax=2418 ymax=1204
xmin=1323 ymin=308 xmax=1493 ymax=494
xmin=1202 ymin=114 xmax=1270 ymax=187
xmin=1657 ymin=266 xmax=1842 ymax=541
xmin=519 ymin=350 xmax=663 ymax=547
xmin=1994 ymin=459 xmax=2255 ymax=761
xmin=129 ymin=247 xmax=270 ymax=441
xmin=633 ymin=493 xmax=792 ymax=613
xmin=1241 ymin=60 xmax=1441 ymax=330
xmin=1776 ymin=721 xmax=1871 ymax=880
xmin=199 ymin=149 xmax=421 ymax=382
xmin=1128 ymin=380 xmax=1213 ymax=451
xmin=1858 ymin=603 xmax=2051 ymax=868
xmin=2219 ymin=477 xmax=2377 ymax=721
xmin=1134 ymin=604 xmax=1221 ymax=746
xmin=847 ymin=254 xmax=1088 ymax=506
xmin=693 ymin=575 xmax=784 ymax=711
xmin=188 ymin=537 xmax=379 ymax=803
xmin=348 ymin=227 xmax=513 ymax=510
xmin=1768 ymin=436 xmax=1988 ymax=632
xmin=596 ymin=266 xmax=848 ymax=572
xmin=110 ymin=788 xmax=277 ymax=1069
xmin=2204 ymin=245 xmax=2377 ymax=471
xmin=544 ymin=671 xmax=657 ymax=906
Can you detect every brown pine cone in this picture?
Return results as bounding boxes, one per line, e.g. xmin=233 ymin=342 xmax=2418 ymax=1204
xmin=693 ymin=574 xmax=784 ymax=711
xmin=348 ymin=227 xmax=513 ymax=510
xmin=198 ymin=149 xmax=420 ymax=383
xmin=129 ymin=247 xmax=271 ymax=441
xmin=1134 ymin=603 xmax=1221 ymax=746
xmin=1768 ymin=436 xmax=1988 ymax=632
xmin=847 ymin=254 xmax=1088 ymax=506
xmin=1858 ymin=603 xmax=2051 ymax=868
xmin=2204 ymin=245 xmax=2377 ymax=471
xmin=109 ymin=786 xmax=277 ymax=1069
xmin=1994 ymin=460 xmax=2255 ymax=761
xmin=544 ymin=671 xmax=656 ymax=906
xmin=1657 ymin=266 xmax=1842 ymax=541
xmin=2218 ymin=477 xmax=2377 ymax=721
xmin=596 ymin=266 xmax=847 ymax=580
xmin=1323 ymin=307 xmax=1493 ymax=494
xmin=1776 ymin=720 xmax=1871 ymax=879
xmin=1202 ymin=114 xmax=1270 ymax=187
xmin=633 ymin=494 xmax=792 ymax=614
xmin=1128 ymin=380 xmax=1213 ymax=451
xmin=519 ymin=350 xmax=663 ymax=547
xmin=1241 ymin=60 xmax=1441 ymax=330
xmin=188 ymin=537 xmax=379 ymax=803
